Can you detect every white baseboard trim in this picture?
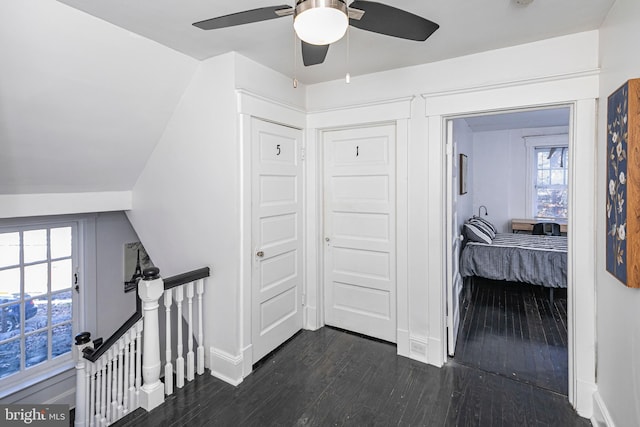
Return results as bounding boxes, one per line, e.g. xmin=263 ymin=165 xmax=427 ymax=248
xmin=241 ymin=344 xmax=253 ymax=378
xmin=43 ymin=387 xmax=75 ymax=406
xmin=426 ymin=336 xmax=444 ymax=367
xmin=592 ymin=390 xmax=615 ymax=427
xmin=304 ymin=305 xmax=319 ymax=330
xmin=397 ymin=328 xmax=410 ymax=358
xmin=209 ymin=347 xmax=243 ymax=386
xmin=575 ymin=379 xmax=596 ymax=419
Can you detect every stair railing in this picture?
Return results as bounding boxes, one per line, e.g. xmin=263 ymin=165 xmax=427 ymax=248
xmin=74 ymin=266 xmax=210 ymax=427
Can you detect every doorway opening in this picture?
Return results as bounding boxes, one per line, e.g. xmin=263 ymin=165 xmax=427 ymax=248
xmin=446 ymin=106 xmax=572 ymax=395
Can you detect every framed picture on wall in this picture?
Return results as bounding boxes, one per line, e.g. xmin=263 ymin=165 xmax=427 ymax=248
xmin=460 ymin=153 xmax=468 ymax=195
xmin=124 ymin=242 xmax=155 ymax=293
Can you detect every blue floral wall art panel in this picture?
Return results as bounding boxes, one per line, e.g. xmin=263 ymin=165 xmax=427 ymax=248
xmin=607 ymin=79 xmax=640 ymax=288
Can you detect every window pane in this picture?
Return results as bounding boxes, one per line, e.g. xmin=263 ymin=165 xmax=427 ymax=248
xmin=27 ymin=296 xmax=49 ymax=332
xmin=0 ymin=267 xmax=21 ymax=295
xmin=0 ymin=300 xmax=21 ymax=338
xmin=536 ymin=188 xmax=568 ymax=218
xmin=52 ymin=323 xmax=72 ymax=358
xmin=51 ymin=260 xmax=71 ymax=292
xmin=24 ymin=230 xmax=47 ymax=263
xmin=0 ymin=339 xmax=20 ymax=379
xmin=25 ymin=331 xmax=48 ymax=368
xmin=537 ymin=170 xmax=550 ymax=185
xmin=24 ymin=263 xmax=48 ymax=297
xmin=550 ymin=169 xmax=565 ymax=185
xmin=50 ymin=227 xmax=72 ymax=259
xmin=52 ymin=291 xmax=72 ymax=325
xmin=537 ymin=152 xmax=549 ymax=168
xmin=0 ymin=232 xmax=20 ymax=268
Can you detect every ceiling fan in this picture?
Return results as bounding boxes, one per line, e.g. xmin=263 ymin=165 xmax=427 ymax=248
xmin=193 ymin=0 xmax=439 ymax=67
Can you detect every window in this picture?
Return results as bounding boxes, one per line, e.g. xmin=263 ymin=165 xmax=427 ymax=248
xmin=533 ymin=146 xmax=569 ymax=218
xmin=525 ymin=134 xmax=569 ymax=219
xmin=0 ymin=222 xmax=79 ymax=391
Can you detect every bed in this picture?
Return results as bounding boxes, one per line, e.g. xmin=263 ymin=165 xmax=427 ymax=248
xmin=460 ymin=233 xmax=568 ymax=289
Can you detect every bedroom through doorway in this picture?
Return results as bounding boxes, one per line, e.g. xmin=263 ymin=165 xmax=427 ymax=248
xmin=446 ymin=106 xmax=571 ymax=396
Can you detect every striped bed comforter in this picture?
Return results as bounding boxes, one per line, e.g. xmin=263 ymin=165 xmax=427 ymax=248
xmin=460 ymin=233 xmax=567 ymax=288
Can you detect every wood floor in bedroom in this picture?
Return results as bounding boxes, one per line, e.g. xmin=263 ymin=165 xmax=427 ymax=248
xmin=454 ymin=277 xmax=568 ymax=395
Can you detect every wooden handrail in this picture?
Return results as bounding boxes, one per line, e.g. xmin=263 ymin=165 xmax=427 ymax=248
xmin=83 ymin=308 xmax=142 ymax=363
xmin=81 ymin=267 xmax=210 ymax=362
xmin=164 ymin=267 xmax=210 ymax=290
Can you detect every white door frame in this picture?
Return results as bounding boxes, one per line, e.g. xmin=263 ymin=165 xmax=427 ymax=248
xmin=422 ymin=72 xmax=598 ymax=417
xmin=306 ymin=98 xmax=412 ymax=357
xmin=237 ymin=90 xmax=307 ymax=381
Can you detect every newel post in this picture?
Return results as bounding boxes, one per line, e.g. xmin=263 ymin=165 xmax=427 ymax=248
xmin=74 ymin=332 xmax=93 ymax=427
xmin=137 ymin=267 xmax=165 ymax=411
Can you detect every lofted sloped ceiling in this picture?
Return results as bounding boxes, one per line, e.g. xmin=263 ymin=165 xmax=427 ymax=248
xmin=0 ymin=1 xmax=197 ymax=195
xmin=57 ymin=0 xmax=615 ymax=84
xmin=1 ymin=1 xmax=614 ymax=198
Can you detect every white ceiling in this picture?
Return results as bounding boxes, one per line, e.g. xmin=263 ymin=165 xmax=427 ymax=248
xmin=56 ymin=0 xmax=614 ymax=85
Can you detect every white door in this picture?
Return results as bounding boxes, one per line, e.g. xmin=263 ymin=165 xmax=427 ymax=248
xmin=251 ymin=118 xmax=303 ymax=362
xmin=446 ymin=120 xmax=463 ymax=356
xmin=323 ymin=124 xmax=396 ymax=342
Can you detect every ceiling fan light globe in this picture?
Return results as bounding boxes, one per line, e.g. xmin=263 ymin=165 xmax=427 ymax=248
xmin=294 ymin=1 xmax=348 ymax=45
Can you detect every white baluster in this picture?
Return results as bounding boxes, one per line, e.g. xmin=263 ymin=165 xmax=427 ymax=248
xmin=186 ymin=281 xmax=195 ymax=381
xmin=96 ymin=359 xmax=104 ymax=426
xmin=100 ymin=358 xmax=107 ymax=426
xmin=105 ymin=349 xmax=112 ymax=424
xmin=122 ymin=335 xmax=130 ymax=415
xmin=89 ymin=363 xmax=96 ymax=427
xmin=84 ymin=361 xmax=91 ymax=427
xmin=110 ymin=348 xmax=118 ymax=422
xmin=135 ymin=320 xmax=143 ymax=409
xmin=138 ymin=268 xmax=165 ymax=411
xmin=196 ymin=279 xmax=205 ymax=375
xmin=117 ymin=339 xmax=124 ymax=419
xmin=128 ymin=328 xmax=136 ymax=410
xmin=174 ymin=285 xmax=185 ymax=389
xmin=164 ymin=288 xmax=174 ymax=396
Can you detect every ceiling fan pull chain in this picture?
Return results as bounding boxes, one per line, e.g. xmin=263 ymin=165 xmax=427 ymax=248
xmin=293 ymin=28 xmax=298 ymax=88
xmin=345 ymin=22 xmax=351 ymax=84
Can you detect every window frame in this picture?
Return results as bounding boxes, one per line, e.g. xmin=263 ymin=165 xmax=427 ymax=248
xmin=524 ymin=134 xmax=570 ymax=220
xmin=0 ymin=217 xmax=85 ymax=398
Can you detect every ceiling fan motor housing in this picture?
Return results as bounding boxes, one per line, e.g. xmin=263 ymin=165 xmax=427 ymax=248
xmin=294 ymin=0 xmax=349 ymax=45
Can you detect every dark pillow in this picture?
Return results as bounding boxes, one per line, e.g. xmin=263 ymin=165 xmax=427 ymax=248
xmin=464 ymin=222 xmax=493 ymax=244
xmin=467 ymin=217 xmax=496 ymax=239
xmin=472 ymin=217 xmax=497 ymax=235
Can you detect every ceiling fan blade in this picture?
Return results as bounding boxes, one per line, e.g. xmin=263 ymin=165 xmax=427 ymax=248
xmin=348 ymin=1 xmax=439 ymax=41
xmin=193 ymin=5 xmax=292 ymax=30
xmin=301 ymin=42 xmax=329 ymax=66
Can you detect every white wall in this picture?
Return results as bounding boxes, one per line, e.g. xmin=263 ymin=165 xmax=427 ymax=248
xmin=596 ymin=1 xmax=640 ymax=426
xmin=94 ymin=212 xmax=140 ymax=338
xmin=453 ymin=119 xmax=474 ymax=231
xmin=471 ymin=126 xmax=568 ymax=233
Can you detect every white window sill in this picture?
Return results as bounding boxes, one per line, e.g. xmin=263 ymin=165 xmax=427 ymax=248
xmin=0 ymin=360 xmax=75 ymax=401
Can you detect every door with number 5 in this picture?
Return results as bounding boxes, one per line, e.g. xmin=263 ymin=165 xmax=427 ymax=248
xmin=251 ymin=118 xmax=304 ymax=362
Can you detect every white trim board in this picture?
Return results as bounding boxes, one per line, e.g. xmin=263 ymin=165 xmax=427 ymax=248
xmin=0 ymin=191 xmax=132 ymax=219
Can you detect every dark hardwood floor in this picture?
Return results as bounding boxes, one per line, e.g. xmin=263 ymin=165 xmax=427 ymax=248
xmin=115 ymin=324 xmax=587 ymax=426
xmin=454 ymin=277 xmax=568 ymax=395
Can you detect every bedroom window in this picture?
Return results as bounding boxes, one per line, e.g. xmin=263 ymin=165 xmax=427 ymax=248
xmin=0 ymin=221 xmax=80 ymax=395
xmin=531 ymin=145 xmax=569 ymax=219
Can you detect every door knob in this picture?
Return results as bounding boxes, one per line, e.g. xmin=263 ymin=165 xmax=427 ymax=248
xmin=325 ymin=237 xmax=330 ymax=242
xmin=256 ymin=251 xmax=264 ymax=257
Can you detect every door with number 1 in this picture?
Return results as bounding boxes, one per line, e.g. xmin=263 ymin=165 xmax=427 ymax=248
xmin=323 ymin=124 xmax=397 ymax=343
xmin=251 ymin=118 xmax=303 ymax=363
